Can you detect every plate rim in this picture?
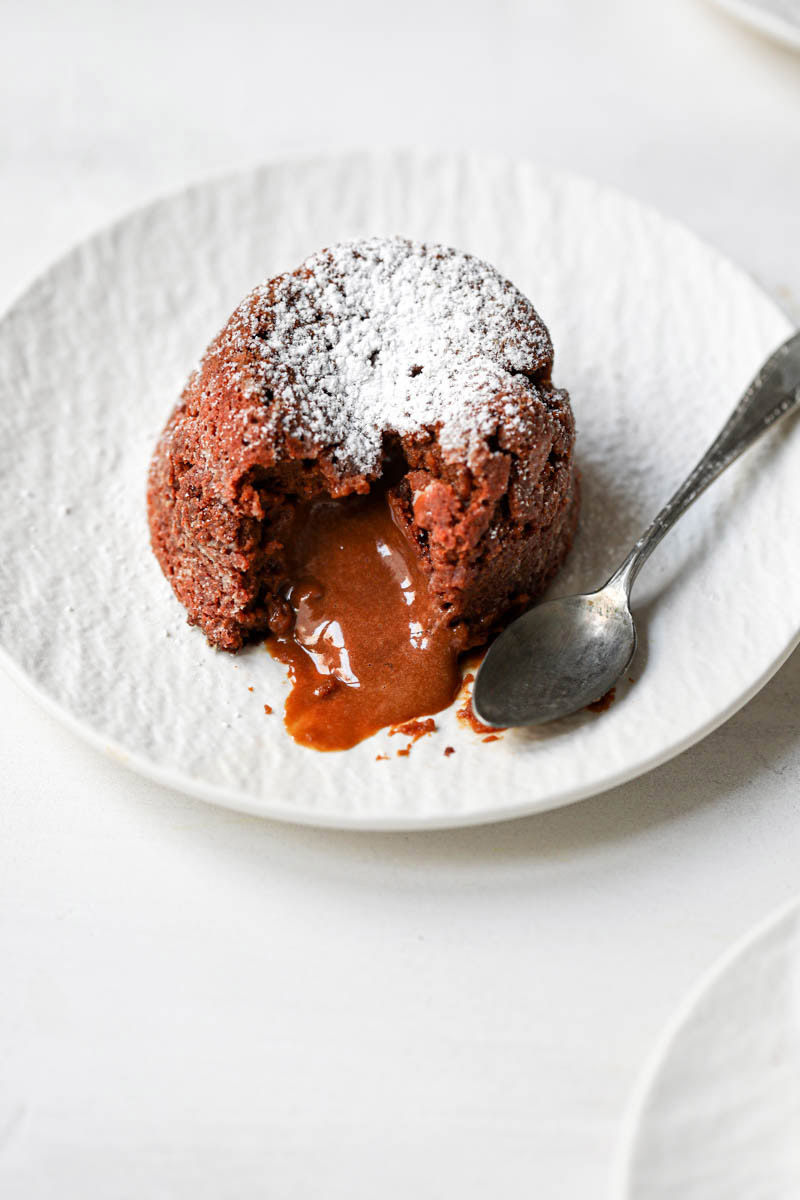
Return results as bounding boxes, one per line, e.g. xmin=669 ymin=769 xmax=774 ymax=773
xmin=2 ymin=613 xmax=799 ymax=831
xmin=611 ymin=893 xmax=800 ymax=1199
xmin=0 ymin=148 xmax=796 ymax=830
xmin=707 ymin=0 xmax=800 ymax=53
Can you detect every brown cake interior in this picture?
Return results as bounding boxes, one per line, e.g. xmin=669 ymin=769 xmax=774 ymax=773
xmin=150 ymin=419 xmax=577 ymax=656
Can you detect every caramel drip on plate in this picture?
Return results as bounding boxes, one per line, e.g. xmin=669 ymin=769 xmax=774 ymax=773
xmin=269 ymin=491 xmax=461 ymax=751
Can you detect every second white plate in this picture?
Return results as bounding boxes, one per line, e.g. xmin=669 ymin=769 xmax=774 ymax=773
xmin=615 ymin=897 xmax=800 ymax=1199
xmin=709 ymin=0 xmax=800 ymax=52
xmin=0 ymin=151 xmax=796 ymax=828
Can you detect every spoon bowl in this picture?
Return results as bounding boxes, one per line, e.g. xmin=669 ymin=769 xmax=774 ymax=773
xmin=473 ymin=584 xmax=636 ymax=727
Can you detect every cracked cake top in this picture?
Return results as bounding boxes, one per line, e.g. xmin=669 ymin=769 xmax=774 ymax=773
xmin=192 ymin=236 xmax=557 ymax=477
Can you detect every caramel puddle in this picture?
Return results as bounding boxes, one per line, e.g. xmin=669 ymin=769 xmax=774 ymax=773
xmin=268 ymin=490 xmax=461 ymax=751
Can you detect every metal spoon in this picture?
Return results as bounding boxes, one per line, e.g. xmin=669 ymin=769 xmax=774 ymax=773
xmin=473 ymin=331 xmax=800 ymax=728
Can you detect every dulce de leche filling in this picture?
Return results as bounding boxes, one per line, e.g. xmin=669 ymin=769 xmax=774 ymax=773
xmin=268 ymin=489 xmax=462 ymax=751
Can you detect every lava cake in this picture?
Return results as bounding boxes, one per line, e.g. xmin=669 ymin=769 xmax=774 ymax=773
xmin=147 ymin=237 xmax=579 ymax=749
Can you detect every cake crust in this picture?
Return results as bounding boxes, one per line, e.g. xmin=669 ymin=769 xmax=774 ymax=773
xmin=147 ymin=237 xmax=579 ymax=652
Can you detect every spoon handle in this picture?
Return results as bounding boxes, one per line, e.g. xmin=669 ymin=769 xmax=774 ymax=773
xmin=611 ymin=330 xmax=800 ymax=593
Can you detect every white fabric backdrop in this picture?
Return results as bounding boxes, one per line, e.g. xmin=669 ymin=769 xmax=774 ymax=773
xmin=1 ymin=2 xmax=799 ymax=1196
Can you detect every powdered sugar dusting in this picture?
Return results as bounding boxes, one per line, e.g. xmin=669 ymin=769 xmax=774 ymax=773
xmin=220 ymin=237 xmax=553 ymax=476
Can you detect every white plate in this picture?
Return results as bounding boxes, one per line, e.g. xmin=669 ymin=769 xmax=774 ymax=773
xmin=614 ymin=897 xmax=800 ymax=1199
xmin=0 ymin=151 xmax=796 ymax=829
xmin=709 ymin=0 xmax=800 ymax=52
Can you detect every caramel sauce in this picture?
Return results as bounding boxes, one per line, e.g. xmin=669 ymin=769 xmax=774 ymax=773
xmin=268 ymin=490 xmax=462 ymax=751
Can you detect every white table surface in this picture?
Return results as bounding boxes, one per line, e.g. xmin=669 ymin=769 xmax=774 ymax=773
xmin=1 ymin=2 xmax=799 ymax=1196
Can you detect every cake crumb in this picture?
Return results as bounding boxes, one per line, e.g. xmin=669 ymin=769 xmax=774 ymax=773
xmin=457 ymin=694 xmax=505 ymax=737
xmin=389 ymin=717 xmax=436 ymax=744
xmin=587 ymin=687 xmax=616 ymax=713
xmin=263 ymin=703 xmax=273 ymax=715
xmin=444 ymin=746 xmax=455 ymax=757
xmin=248 ymin=686 xmax=254 ymax=692
xmin=396 ymin=745 xmax=412 ymax=757
xmin=375 ymin=753 xmax=389 ymax=762
xmin=455 ymin=672 xmax=506 ymax=738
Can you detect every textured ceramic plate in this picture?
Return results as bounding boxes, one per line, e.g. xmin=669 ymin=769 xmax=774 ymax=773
xmin=0 ymin=151 xmax=797 ymax=829
xmin=614 ymin=897 xmax=800 ymax=1199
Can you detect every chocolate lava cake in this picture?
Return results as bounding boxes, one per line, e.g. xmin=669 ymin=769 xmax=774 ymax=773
xmin=147 ymin=236 xmax=579 ymax=656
